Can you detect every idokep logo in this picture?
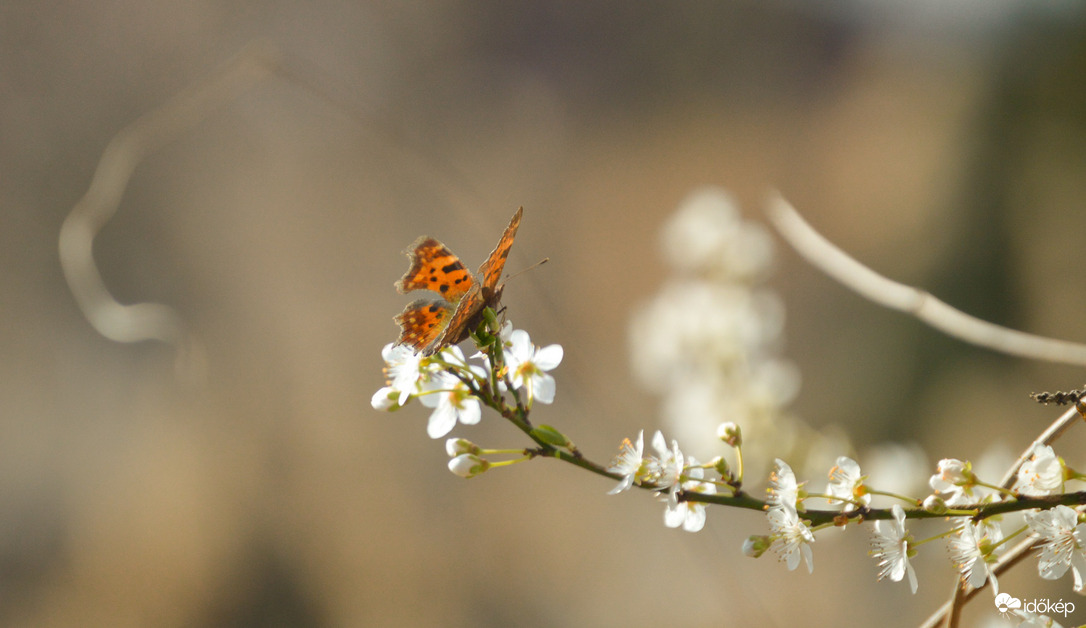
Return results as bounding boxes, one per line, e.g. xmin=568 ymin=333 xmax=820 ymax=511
xmin=995 ymin=591 xmax=1077 ymax=620
xmin=995 ymin=592 xmax=1022 ymax=616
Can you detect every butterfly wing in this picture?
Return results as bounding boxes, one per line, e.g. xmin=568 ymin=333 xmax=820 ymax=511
xmin=394 ymin=298 xmax=454 ymax=354
xmin=395 ymin=208 xmax=523 ymax=356
xmin=395 ymin=237 xmax=475 ymax=302
xmin=476 ymin=207 xmax=523 ymax=291
xmin=433 ymin=207 xmax=523 ymax=351
xmin=432 ymin=282 xmax=485 ymax=352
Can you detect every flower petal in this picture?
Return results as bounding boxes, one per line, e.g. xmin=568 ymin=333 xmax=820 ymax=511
xmin=508 ymin=330 xmax=532 ymax=361
xmin=683 ymin=506 xmax=707 ymax=533
xmin=663 ymin=503 xmax=685 ymax=528
xmin=534 ymin=344 xmax=564 ymax=370
xmin=459 ymin=399 xmax=482 ymax=425
xmin=532 ymin=374 xmax=556 ymax=404
xmin=426 ymin=404 xmax=458 ymax=439
xmin=371 ymin=387 xmax=397 ymax=410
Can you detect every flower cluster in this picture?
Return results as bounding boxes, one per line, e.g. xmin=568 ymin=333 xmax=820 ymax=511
xmin=628 ymin=189 xmax=797 ymax=460
xmin=627 ymin=188 xmax=884 ymax=489
xmin=601 ymin=413 xmax=1081 ymax=603
xmin=606 ymin=429 xmax=717 ymax=532
xmin=372 ymin=322 xmax=562 ymax=441
xmin=763 ymin=459 xmax=815 ymax=572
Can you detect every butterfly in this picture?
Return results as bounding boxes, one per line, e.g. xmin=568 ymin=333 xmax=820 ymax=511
xmin=393 ymin=207 xmax=523 ymax=356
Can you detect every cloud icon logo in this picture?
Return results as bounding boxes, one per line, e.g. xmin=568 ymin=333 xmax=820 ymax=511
xmin=994 ymin=592 xmax=1022 ymax=615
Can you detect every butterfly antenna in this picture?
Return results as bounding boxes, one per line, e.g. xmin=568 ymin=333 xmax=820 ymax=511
xmin=504 ymin=258 xmax=549 ymax=284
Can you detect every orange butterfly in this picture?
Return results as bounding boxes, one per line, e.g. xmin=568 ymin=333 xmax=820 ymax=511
xmin=394 ymin=207 xmax=523 ymax=356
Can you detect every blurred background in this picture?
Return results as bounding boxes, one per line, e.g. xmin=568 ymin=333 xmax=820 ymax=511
xmin=3 ymin=1 xmax=1086 ymax=626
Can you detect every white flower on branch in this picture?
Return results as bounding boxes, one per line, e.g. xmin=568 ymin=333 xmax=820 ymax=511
xmin=870 ymin=504 xmax=918 ymax=594
xmin=1015 ymin=444 xmax=1063 ymax=497
xmin=606 ymin=430 xmax=645 ymax=495
xmin=1025 ymin=505 xmax=1086 ymax=593
xmin=381 ymin=342 xmax=427 ymax=405
xmin=663 ymin=463 xmax=716 ymax=533
xmin=947 ymin=521 xmax=999 ymax=595
xmin=767 ymin=458 xmax=802 ymax=511
xmin=767 ymin=505 xmax=814 ymax=573
xmin=506 ymin=329 xmax=563 ymax=405
xmin=419 ymin=352 xmax=485 ymax=438
xmin=826 ymin=456 xmax=869 ymax=510
xmin=645 ymin=431 xmax=685 ymax=508
xmin=928 ymin=458 xmax=978 ymax=507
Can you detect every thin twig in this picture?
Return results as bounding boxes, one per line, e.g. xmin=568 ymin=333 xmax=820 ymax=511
xmin=59 ymin=42 xmax=280 ymax=384
xmin=999 ymin=402 xmax=1086 ymax=490
xmin=765 ymin=191 xmax=1086 ymax=367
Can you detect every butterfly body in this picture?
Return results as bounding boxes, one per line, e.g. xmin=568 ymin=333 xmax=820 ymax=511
xmin=394 ymin=207 xmax=522 ymax=356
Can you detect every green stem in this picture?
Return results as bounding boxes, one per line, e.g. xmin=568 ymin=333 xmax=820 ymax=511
xmin=973 ymin=480 xmax=1017 ymax=499
xmin=865 ymin=489 xmax=918 ymax=505
xmin=488 ymin=457 xmax=530 ymax=469
xmin=911 ymin=526 xmax=963 ymax=547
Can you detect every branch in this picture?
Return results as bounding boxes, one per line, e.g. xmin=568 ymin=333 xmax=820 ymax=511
xmin=999 ymin=402 xmax=1086 ymax=490
xmin=58 ymin=43 xmax=280 ymax=384
xmin=765 ymin=192 xmax=1086 ymax=367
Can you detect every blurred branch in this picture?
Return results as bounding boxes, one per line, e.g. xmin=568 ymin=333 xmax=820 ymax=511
xmin=58 ymin=42 xmax=280 ymax=384
xmin=59 ymin=41 xmax=503 ymax=386
xmin=765 ymin=191 xmax=1086 ymax=367
xmin=999 ymin=402 xmax=1086 ymax=490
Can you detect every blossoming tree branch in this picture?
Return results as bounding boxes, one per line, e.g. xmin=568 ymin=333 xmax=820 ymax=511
xmin=373 ymin=193 xmax=1086 ymax=628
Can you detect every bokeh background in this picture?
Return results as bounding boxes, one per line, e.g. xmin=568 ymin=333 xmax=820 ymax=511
xmin=4 ymin=2 xmax=1086 ymax=626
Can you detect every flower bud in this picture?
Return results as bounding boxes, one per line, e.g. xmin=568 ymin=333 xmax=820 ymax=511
xmin=445 ymin=438 xmax=479 ymax=457
xmin=371 ymin=387 xmax=401 ymax=411
xmin=717 ymin=422 xmax=742 ymax=447
xmin=922 ymin=494 xmax=948 ymax=515
xmin=711 ymin=455 xmax=731 ymax=478
xmin=448 ymin=453 xmax=489 ymax=478
xmin=742 ymin=535 xmax=771 ymax=558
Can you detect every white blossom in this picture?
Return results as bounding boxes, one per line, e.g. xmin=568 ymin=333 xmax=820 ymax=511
xmin=767 ymin=505 xmax=814 ymax=573
xmin=871 ymin=504 xmax=918 ymax=594
xmin=663 ymin=464 xmax=716 ymax=533
xmin=606 ymin=431 xmax=645 ymax=495
xmin=1015 ymin=444 xmax=1063 ymax=497
xmin=767 ymin=459 xmax=801 ymax=511
xmin=929 ymin=458 xmax=977 ymax=507
xmin=505 ymin=329 xmax=563 ymax=404
xmin=1025 ymin=505 xmax=1086 ymax=593
xmin=419 ymin=358 xmax=484 ymax=438
xmin=826 ymin=456 xmax=869 ymax=510
xmin=948 ymin=521 xmax=998 ymax=594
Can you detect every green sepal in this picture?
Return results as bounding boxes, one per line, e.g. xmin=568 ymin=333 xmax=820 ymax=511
xmin=531 ymin=424 xmax=571 ymax=448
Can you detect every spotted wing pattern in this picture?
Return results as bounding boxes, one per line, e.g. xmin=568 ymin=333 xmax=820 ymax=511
xmin=394 ymin=237 xmax=475 ymax=301
xmin=393 ymin=298 xmax=452 ymax=354
xmin=393 ymin=208 xmax=523 ymax=356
